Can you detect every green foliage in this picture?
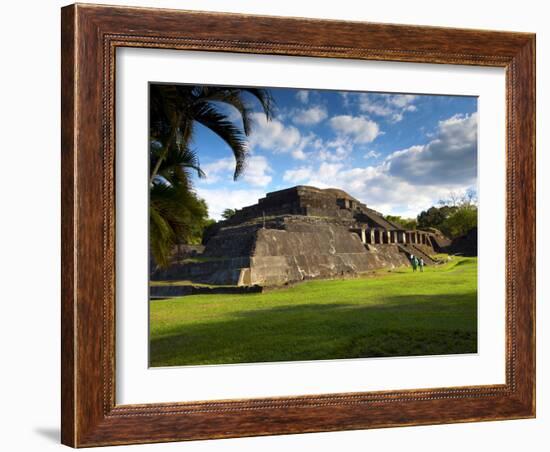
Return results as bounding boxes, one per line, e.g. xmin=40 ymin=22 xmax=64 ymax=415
xmin=150 ymin=257 xmax=478 ymax=366
xmin=221 ymin=208 xmax=236 ymax=220
xmin=417 ymin=191 xmax=478 ymax=239
xmin=149 ymin=138 xmax=211 ymax=267
xmin=150 ymin=182 xmax=209 ymax=267
xmin=417 ymin=205 xmax=457 ymax=230
xmin=386 ymin=215 xmax=417 ymax=230
xmin=440 ymin=207 xmax=477 ymax=238
xmin=150 ymin=84 xmax=275 ymax=181
xmin=149 ymin=85 xmax=275 ymax=266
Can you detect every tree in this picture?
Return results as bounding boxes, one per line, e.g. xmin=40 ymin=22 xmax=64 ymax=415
xmin=150 ymin=85 xmax=274 ymax=182
xmin=438 ymin=188 xmax=478 ymax=208
xmin=385 ymin=215 xmax=417 ymax=230
xmin=149 ymin=85 xmax=275 ymax=267
xmin=221 ymin=208 xmax=237 ymax=220
xmin=418 ymin=190 xmax=478 ymax=239
xmin=149 ymin=146 xmax=209 ymax=267
xmin=417 ymin=206 xmax=456 ymax=230
xmin=440 ymin=207 xmax=477 ymax=238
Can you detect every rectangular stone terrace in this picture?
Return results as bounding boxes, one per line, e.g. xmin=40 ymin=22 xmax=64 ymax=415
xmin=150 ymin=186 xmax=451 ymax=290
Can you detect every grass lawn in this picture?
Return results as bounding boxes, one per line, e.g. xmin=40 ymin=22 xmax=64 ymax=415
xmin=149 ymin=257 xmax=477 ymax=367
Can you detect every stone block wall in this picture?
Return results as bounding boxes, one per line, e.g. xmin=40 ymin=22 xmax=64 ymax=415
xmin=150 ymin=186 xmax=449 ymax=287
xmin=253 ymin=225 xmax=367 ymax=257
xmin=157 ymin=217 xmax=414 ymax=286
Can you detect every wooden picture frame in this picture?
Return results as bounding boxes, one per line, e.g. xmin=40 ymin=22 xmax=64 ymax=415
xmin=61 ymin=3 xmax=535 ymax=447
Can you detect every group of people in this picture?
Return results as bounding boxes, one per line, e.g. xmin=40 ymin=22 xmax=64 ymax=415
xmin=410 ymin=254 xmax=425 ymax=272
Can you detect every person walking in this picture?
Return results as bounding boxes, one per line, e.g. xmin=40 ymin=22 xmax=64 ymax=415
xmin=419 ymin=257 xmax=425 ymax=272
xmin=411 ymin=255 xmax=418 ymax=272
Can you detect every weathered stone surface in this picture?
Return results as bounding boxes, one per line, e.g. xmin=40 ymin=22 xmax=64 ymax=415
xmin=398 ymin=243 xmax=440 ymax=265
xmin=202 ymin=225 xmax=258 ymax=258
xmin=150 ymin=186 xmax=452 ymax=287
xmin=225 ymin=185 xmax=402 ymax=230
xmin=150 ymin=244 xmax=205 ymax=273
xmin=423 ymin=227 xmax=452 ymax=251
xmin=173 ymin=244 xmax=205 ymax=257
xmin=247 ymin=244 xmax=410 ymax=286
xmin=152 ymin=222 xmax=410 ymax=286
xmin=150 ymin=284 xmax=263 ymax=299
xmin=151 ymin=257 xmax=250 ymax=285
xmin=254 ymin=225 xmax=366 ymax=256
xmin=449 ymin=227 xmax=478 ymax=256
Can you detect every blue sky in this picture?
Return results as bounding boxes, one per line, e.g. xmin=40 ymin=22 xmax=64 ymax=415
xmin=191 ymin=86 xmax=477 ymax=220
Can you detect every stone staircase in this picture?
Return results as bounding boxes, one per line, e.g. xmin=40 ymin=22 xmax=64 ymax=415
xmin=396 ymin=244 xmax=439 ymax=266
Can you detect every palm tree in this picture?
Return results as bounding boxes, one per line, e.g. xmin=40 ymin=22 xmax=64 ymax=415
xmin=150 ymin=85 xmax=274 ymax=182
xmin=149 ymin=144 xmax=207 ymax=268
xmin=149 ymin=84 xmax=274 ymax=267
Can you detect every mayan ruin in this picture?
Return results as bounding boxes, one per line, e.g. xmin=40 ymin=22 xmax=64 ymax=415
xmin=145 ymin=83 xmax=480 ymax=367
xmin=151 ymin=185 xmax=453 ymax=288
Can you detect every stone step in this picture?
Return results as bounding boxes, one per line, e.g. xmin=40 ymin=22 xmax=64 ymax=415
xmin=150 ymin=284 xmax=263 ymax=299
xmin=396 ymin=244 xmax=439 ymax=265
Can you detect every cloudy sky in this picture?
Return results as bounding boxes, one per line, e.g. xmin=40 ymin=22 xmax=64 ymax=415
xmin=190 ymin=87 xmax=477 ymax=220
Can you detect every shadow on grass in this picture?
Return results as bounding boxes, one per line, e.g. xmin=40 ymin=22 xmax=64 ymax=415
xmin=150 ymin=293 xmax=477 ymax=367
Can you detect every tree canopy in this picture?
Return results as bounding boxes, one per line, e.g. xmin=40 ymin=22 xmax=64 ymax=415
xmin=385 ymin=215 xmax=418 ymax=230
xmin=416 ymin=190 xmax=478 ymax=239
xmin=221 ymin=208 xmax=237 ymax=220
xmin=149 ymin=85 xmax=274 ymax=267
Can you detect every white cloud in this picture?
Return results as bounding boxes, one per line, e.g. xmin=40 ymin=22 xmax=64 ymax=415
xmin=299 ymin=163 xmax=461 ymax=218
xmin=201 ymin=157 xmax=236 ymax=184
xmin=291 ymin=106 xmax=328 ymax=125
xmin=310 ymin=162 xmax=344 ymax=186
xmin=358 ymin=93 xmax=418 ymax=123
xmin=291 ymin=149 xmax=307 ymax=160
xmin=292 ymin=132 xmax=324 ymax=160
xmin=196 ymin=188 xmax=264 ymax=220
xmin=201 ymin=155 xmax=272 ymax=187
xmin=295 ymin=90 xmax=309 ymax=104
xmin=242 ymin=155 xmax=272 ymax=187
xmin=365 ymin=150 xmax=381 ymax=159
xmin=358 ymin=101 xmax=392 ymax=117
xmin=386 ymin=112 xmax=478 ymax=185
xmin=317 ymin=136 xmax=353 ymax=162
xmin=249 ymin=114 xmax=325 ymax=161
xmin=388 ymin=94 xmax=418 ymax=108
xmin=391 ymin=112 xmax=404 ymax=123
xmin=283 ymin=166 xmax=314 ymax=184
xmin=248 ymin=113 xmax=301 ymax=153
xmin=201 ymin=110 xmax=477 ymax=219
xmin=329 ymin=115 xmax=381 ymax=144
xmin=291 ymin=112 xmax=478 ymax=217
xmin=340 ymin=92 xmax=351 ymax=108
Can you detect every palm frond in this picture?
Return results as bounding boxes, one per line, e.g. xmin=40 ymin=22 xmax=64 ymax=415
xmin=191 ymin=103 xmax=249 ymax=179
xmin=194 ymin=87 xmax=275 ymax=134
xmin=152 ymin=142 xmax=204 ymax=179
xmin=148 ymin=83 xmax=275 ymax=265
xmin=239 ymin=88 xmax=276 ymax=121
xmin=150 ymin=181 xmax=209 ymax=267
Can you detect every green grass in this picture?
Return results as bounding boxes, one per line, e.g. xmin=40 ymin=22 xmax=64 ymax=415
xmin=149 ymin=257 xmax=477 ymax=367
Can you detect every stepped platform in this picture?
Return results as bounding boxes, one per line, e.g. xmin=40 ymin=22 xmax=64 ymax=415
xmin=151 ymin=186 xmax=450 ymax=287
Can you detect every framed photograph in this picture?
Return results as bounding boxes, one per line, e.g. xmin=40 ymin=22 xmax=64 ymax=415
xmin=61 ymin=3 xmax=535 ymax=447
